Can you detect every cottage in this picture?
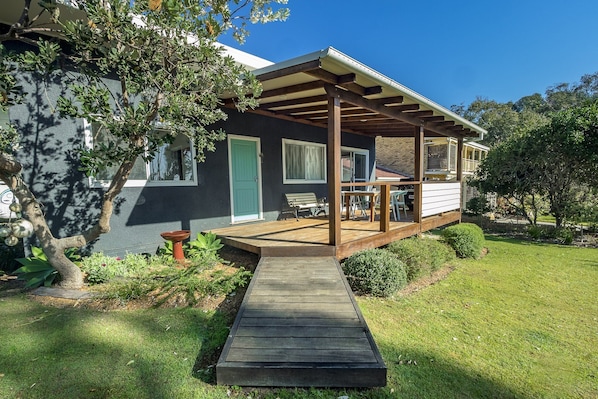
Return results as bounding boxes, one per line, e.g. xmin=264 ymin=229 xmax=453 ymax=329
xmin=1 ymin=36 xmax=486 ymax=257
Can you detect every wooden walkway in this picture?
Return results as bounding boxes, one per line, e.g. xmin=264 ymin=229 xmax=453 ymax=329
xmin=216 ymin=256 xmax=386 ymax=387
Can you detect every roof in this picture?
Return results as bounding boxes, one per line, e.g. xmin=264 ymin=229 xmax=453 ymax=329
xmin=375 ymin=166 xmax=411 ymax=181
xmin=227 ymin=47 xmax=486 ymax=140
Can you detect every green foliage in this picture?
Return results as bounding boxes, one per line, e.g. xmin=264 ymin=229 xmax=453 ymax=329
xmin=458 ymin=79 xmax=598 ymax=230
xmin=441 ymin=223 xmax=485 ymax=259
xmin=80 ymin=252 xmax=166 ymax=285
xmin=386 ymin=237 xmax=455 ymax=282
xmin=0 ymin=240 xmax=24 ymax=274
xmin=186 ymin=232 xmax=224 ymax=259
xmin=526 ymin=225 xmax=574 ymax=244
xmin=0 ymin=0 xmax=289 ymax=288
xmin=157 ymin=232 xmax=224 ymax=260
xmin=0 ymin=45 xmax=22 ymax=153
xmin=465 ymin=195 xmax=490 ymax=216
xmin=86 ymin=249 xmax=253 ymax=307
xmin=14 ymin=246 xmax=80 ymax=288
xmin=342 ymin=249 xmax=407 ymax=297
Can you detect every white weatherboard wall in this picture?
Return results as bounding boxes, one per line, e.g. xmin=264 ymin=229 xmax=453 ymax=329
xmin=422 ymin=182 xmax=461 ymax=217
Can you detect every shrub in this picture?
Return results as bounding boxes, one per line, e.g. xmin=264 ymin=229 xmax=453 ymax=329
xmin=556 ymin=227 xmax=574 ymax=245
xmin=465 ymin=196 xmax=490 ymax=216
xmin=342 ymin=249 xmax=407 ymax=297
xmin=441 ymin=223 xmax=485 ymax=259
xmin=86 ymin=252 xmax=252 ymax=306
xmin=157 ymin=232 xmax=224 ymax=260
xmin=80 ymin=252 xmax=161 ymax=285
xmin=386 ymin=237 xmax=455 ymax=282
xmin=0 ymin=240 xmax=24 ymax=274
xmin=526 ymin=225 xmax=574 ymax=245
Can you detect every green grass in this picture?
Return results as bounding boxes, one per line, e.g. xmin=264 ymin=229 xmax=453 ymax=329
xmin=1 ymin=237 xmax=597 ymax=398
xmin=360 ymin=236 xmax=598 ymax=399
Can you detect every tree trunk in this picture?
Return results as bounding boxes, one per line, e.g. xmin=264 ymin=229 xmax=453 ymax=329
xmin=0 ymin=153 xmax=135 ymax=289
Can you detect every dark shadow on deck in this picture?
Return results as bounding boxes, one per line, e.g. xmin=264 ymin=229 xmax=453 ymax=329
xmin=216 ymin=257 xmax=386 ymax=387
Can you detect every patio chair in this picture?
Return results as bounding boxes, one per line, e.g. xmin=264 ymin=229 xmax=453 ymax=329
xmin=391 ymin=190 xmax=408 ymax=221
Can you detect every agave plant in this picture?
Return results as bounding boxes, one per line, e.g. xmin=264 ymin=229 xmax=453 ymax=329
xmin=186 ymin=232 xmax=223 ymax=258
xmin=14 ymin=246 xmax=81 ymax=288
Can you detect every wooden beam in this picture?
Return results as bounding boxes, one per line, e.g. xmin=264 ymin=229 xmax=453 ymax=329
xmin=260 ymin=95 xmax=327 ymax=109
xmin=372 ymin=96 xmax=404 ymax=106
xmin=306 ymin=69 xmax=356 ymax=85
xmin=386 ymin=103 xmax=420 ymax=112
xmin=325 ymin=85 xmax=461 ymax=137
xmin=274 ymin=102 xmax=354 ymax=116
xmin=260 ymin=81 xmax=326 ymax=99
xmin=256 ymin=60 xmax=322 ymax=82
xmin=420 ymin=115 xmax=445 ymax=122
xmin=405 ymin=110 xmax=434 ymax=118
xmin=414 ymin=125 xmax=424 ymax=224
xmin=379 ymin=184 xmax=390 ymax=233
xmin=457 ymin=137 xmax=464 ymax=182
xmin=327 ymin=95 xmax=342 ymax=246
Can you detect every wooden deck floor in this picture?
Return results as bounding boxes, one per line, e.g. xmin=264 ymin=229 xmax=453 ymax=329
xmin=208 ymin=211 xmax=460 ymax=260
xmin=216 ymin=256 xmax=386 ymax=387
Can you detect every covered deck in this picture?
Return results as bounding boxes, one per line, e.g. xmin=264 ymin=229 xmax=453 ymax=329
xmin=223 ymin=47 xmax=485 ymax=253
xmin=210 ymin=196 xmax=461 ymax=260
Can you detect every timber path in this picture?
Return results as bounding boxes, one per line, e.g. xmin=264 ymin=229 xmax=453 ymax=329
xmin=216 ymin=256 xmax=386 ymax=387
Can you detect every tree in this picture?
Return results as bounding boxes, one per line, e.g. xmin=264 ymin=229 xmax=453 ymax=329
xmin=474 ymin=100 xmax=598 ymax=227
xmin=473 ymin=134 xmax=545 ymax=225
xmin=451 ymin=97 xmax=547 ymax=147
xmin=0 ymin=0 xmax=288 ymax=288
xmin=532 ymin=100 xmax=598 ymax=226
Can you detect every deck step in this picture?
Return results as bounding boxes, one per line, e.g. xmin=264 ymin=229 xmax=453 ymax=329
xmin=217 ymin=257 xmax=386 ymax=387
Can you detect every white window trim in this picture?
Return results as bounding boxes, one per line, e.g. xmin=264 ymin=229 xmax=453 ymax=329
xmin=341 ymin=145 xmax=370 ymax=180
xmin=83 ymin=119 xmax=198 ymax=188
xmin=282 ymin=138 xmax=327 ymax=184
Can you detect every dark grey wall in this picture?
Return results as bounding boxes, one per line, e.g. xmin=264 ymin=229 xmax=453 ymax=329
xmin=9 ymin=70 xmax=375 ymax=256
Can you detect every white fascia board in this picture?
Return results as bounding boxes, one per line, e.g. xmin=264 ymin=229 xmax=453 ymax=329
xmin=217 ymin=43 xmax=273 ymax=70
xmin=131 ymin=15 xmax=273 ymax=71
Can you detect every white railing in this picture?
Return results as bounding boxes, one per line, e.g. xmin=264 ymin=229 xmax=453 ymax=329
xmin=421 ymin=182 xmax=461 ymax=218
xmin=462 ymin=158 xmax=480 ymax=173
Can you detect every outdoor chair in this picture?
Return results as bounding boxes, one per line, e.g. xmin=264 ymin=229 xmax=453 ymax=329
xmin=391 ymin=190 xmax=408 ymax=221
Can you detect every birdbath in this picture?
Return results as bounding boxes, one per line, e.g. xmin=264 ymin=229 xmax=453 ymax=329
xmin=160 ymin=230 xmax=191 ymax=261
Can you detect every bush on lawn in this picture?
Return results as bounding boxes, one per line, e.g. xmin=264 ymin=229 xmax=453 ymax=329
xmin=342 ymin=248 xmax=407 ymax=297
xmin=441 ymin=223 xmax=485 ymax=259
xmin=386 ymin=237 xmax=456 ymax=282
xmin=527 ymin=225 xmax=574 ymax=244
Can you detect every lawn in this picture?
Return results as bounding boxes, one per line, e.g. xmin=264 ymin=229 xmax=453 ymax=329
xmin=1 ymin=236 xmax=597 ymax=398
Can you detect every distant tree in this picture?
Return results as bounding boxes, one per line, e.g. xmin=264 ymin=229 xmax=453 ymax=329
xmin=0 ymin=0 xmax=288 ymax=288
xmin=473 ymin=134 xmax=544 ymax=225
xmin=475 ymin=100 xmax=598 ymax=227
xmin=452 ymin=97 xmax=547 ymax=147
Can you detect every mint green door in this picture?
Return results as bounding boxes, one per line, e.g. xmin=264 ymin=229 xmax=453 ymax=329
xmin=230 ymin=138 xmax=261 ymax=222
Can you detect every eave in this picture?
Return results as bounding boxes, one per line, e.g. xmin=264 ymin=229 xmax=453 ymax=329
xmin=226 ymin=47 xmax=486 ymax=140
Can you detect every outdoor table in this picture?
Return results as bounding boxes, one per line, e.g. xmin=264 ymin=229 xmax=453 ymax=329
xmin=341 ymin=191 xmax=378 ymax=222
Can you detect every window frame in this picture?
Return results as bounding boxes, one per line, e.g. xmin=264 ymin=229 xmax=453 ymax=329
xmin=83 ymin=119 xmax=198 ymax=188
xmin=282 ymin=138 xmax=327 ymax=184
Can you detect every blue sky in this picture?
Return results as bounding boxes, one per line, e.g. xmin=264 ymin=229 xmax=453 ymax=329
xmin=219 ymin=0 xmax=598 ymax=109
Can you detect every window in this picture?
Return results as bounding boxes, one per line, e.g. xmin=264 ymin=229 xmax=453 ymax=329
xmin=84 ymin=120 xmax=197 ymax=187
xmin=341 ymin=147 xmax=369 ymax=184
xmin=426 ymin=144 xmax=447 ymax=170
xmin=282 ymin=139 xmax=326 ymax=184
